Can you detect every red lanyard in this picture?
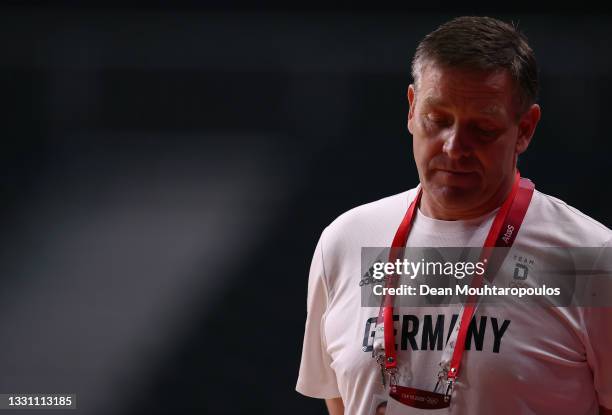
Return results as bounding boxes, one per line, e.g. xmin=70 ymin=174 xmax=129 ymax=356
xmin=378 ymin=171 xmax=534 ymax=383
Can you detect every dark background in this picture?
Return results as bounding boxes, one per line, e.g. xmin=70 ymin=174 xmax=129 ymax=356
xmin=2 ymin=3 xmax=612 ymax=414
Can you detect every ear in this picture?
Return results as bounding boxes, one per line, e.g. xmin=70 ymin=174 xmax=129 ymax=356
xmin=516 ymin=103 xmax=541 ymax=155
xmin=407 ymin=84 xmax=416 ymax=134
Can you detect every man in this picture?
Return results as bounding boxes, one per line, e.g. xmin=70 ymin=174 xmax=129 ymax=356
xmin=296 ymin=16 xmax=612 ymax=414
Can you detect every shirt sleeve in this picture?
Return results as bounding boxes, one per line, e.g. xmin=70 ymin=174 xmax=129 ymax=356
xmin=583 ymin=236 xmax=612 ymax=410
xmin=296 ymin=230 xmax=341 ymax=399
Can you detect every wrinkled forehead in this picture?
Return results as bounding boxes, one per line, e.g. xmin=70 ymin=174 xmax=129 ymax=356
xmin=416 ymin=64 xmax=517 ymax=119
xmin=421 ymin=95 xmax=508 ymax=119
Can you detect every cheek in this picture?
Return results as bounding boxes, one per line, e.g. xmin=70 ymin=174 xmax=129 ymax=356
xmin=478 ymin=140 xmax=516 ymax=173
xmin=413 ymin=136 xmax=439 ymax=168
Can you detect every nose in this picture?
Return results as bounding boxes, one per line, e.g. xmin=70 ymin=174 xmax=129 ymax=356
xmin=442 ymin=125 xmax=472 ymax=159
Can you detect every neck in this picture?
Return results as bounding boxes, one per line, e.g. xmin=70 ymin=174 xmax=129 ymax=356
xmin=420 ymin=170 xmax=517 ymax=221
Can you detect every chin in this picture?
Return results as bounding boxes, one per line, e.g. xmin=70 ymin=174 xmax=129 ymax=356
xmin=429 ymin=184 xmax=482 ymax=209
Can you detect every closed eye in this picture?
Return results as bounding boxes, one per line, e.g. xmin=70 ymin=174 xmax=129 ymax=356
xmin=476 ymin=127 xmax=501 ymax=140
xmin=425 ymin=115 xmax=452 ymax=127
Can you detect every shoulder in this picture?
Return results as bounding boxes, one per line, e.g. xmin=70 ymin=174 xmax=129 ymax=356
xmin=315 ymin=187 xmax=418 ymax=287
xmin=315 ymin=187 xmax=418 ymax=295
xmin=524 ymin=189 xmax=612 ymax=246
xmin=320 ymin=187 xmax=417 ymax=248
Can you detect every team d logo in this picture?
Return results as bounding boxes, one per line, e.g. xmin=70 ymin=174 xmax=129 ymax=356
xmin=513 ymin=263 xmax=528 ymax=280
xmin=512 ymin=254 xmax=534 ymax=280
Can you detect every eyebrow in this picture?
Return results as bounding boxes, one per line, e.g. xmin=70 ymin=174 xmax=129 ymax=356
xmin=423 ymin=96 xmax=448 ymax=108
xmin=422 ymin=96 xmax=505 ymax=117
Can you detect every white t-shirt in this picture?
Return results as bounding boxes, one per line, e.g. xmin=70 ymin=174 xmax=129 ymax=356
xmin=296 ymin=186 xmax=612 ymax=414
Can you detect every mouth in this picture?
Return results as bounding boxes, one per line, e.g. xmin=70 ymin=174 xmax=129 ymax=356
xmin=432 ymin=169 xmax=480 ymax=186
xmin=436 ymin=168 xmax=476 ymax=175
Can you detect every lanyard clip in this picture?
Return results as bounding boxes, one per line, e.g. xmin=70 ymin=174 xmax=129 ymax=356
xmin=443 ymin=379 xmax=454 ymax=402
xmin=433 ymin=377 xmax=454 ymax=402
xmin=375 ymin=353 xmax=398 ymax=389
xmin=434 ymin=365 xmax=447 ymax=391
xmin=434 ymin=366 xmax=454 ymax=402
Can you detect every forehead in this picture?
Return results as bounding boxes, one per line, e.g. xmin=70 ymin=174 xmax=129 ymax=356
xmin=417 ymin=64 xmax=515 ymax=118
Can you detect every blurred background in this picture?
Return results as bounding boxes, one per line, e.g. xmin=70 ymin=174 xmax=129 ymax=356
xmin=1 ymin=2 xmax=611 ymax=414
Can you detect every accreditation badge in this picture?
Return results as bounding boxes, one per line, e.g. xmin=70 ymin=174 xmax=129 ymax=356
xmin=385 ymin=384 xmax=451 ymax=414
xmin=377 ymin=385 xmax=450 ymax=415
